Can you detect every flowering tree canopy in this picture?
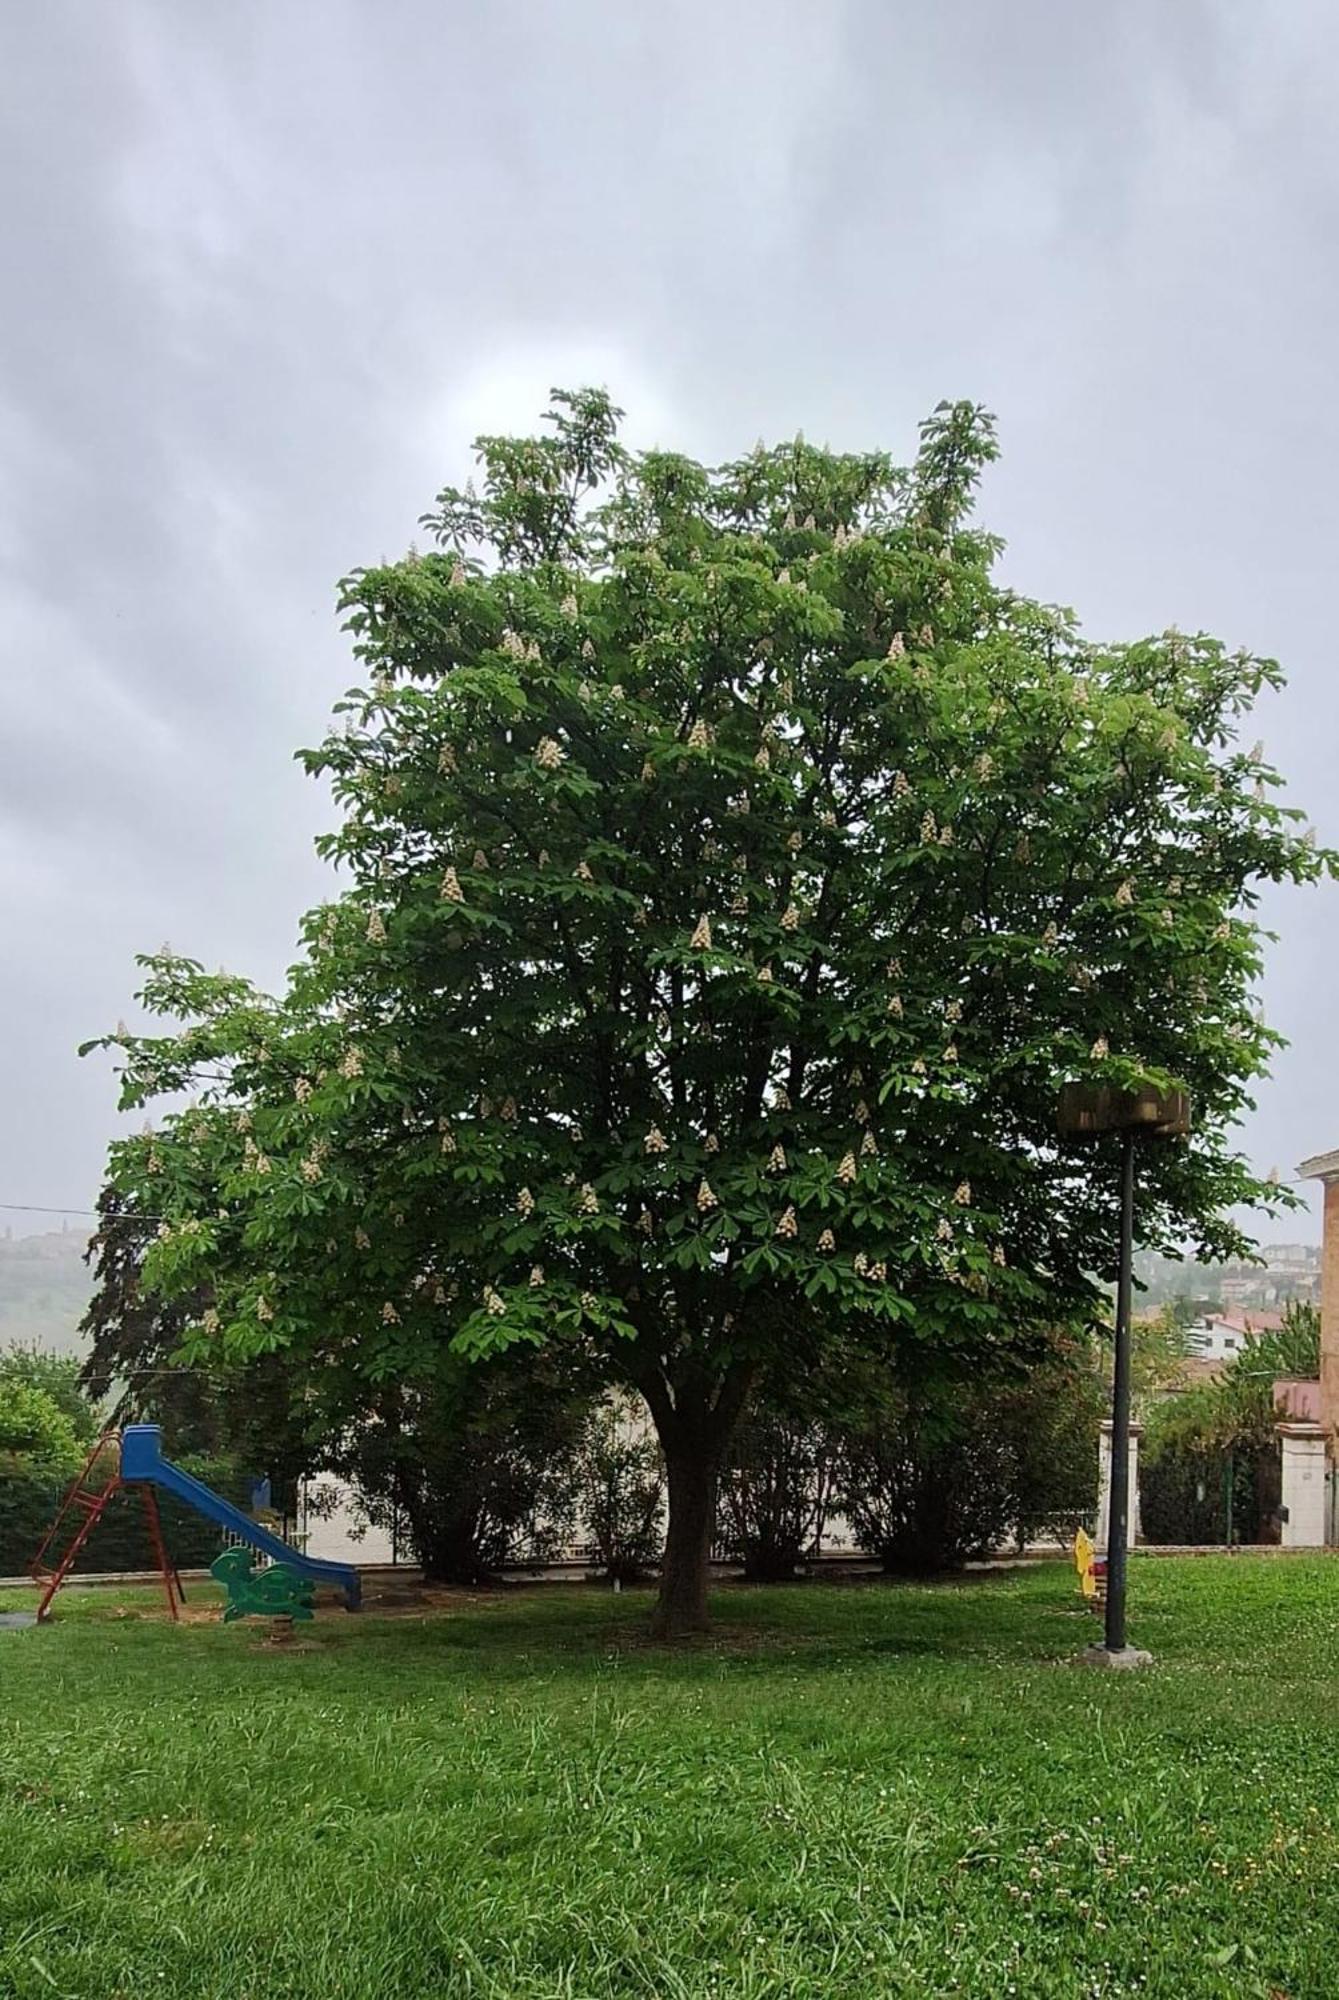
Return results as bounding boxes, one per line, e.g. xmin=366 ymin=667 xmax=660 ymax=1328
xmin=88 ymin=389 xmax=1332 ymax=1632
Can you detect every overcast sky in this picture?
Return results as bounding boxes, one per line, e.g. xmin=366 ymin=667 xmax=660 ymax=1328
xmin=3 ymin=1 xmax=1336 ymax=1242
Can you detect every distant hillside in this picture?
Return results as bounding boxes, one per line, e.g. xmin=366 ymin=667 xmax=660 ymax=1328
xmin=0 ymin=1228 xmax=95 ymax=1358
xmin=1134 ymin=1242 xmax=1322 ymax=1312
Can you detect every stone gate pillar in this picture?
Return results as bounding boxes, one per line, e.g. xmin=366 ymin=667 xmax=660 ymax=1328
xmin=1096 ymin=1419 xmax=1141 ymax=1551
xmin=1276 ymin=1421 xmax=1327 ymax=1547
xmin=1298 ymin=1149 xmax=1339 ymax=1547
xmin=1298 ymin=1151 xmax=1339 ymax=1446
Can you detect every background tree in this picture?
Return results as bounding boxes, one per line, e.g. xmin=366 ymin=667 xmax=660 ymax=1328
xmin=86 ymin=390 xmax=1332 ymax=1634
xmin=80 ymin=1186 xmax=314 ymax=1508
xmin=1130 ymin=1304 xmax=1195 ymax=1416
xmin=80 ymin=1188 xmax=216 ymax=1449
xmin=1146 ymin=1302 xmax=1320 ymax=1461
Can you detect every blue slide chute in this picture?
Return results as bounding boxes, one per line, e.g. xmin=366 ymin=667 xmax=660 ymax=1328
xmin=120 ymin=1424 xmax=360 ymax=1610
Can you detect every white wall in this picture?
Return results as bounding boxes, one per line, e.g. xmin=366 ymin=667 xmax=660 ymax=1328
xmin=298 ymin=1476 xmax=396 ymax=1565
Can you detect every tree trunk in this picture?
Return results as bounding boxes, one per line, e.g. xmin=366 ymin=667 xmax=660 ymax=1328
xmin=651 ymin=1449 xmax=720 ymax=1638
xmin=629 ymin=1348 xmax=755 ymax=1639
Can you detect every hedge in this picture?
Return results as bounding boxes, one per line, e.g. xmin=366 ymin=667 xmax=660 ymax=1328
xmin=1140 ymin=1441 xmax=1280 ymax=1546
xmin=0 ymin=1455 xmax=254 ymax=1578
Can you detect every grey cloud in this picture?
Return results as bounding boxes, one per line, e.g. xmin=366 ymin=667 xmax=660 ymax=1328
xmin=2 ymin=0 xmax=1335 ymax=1228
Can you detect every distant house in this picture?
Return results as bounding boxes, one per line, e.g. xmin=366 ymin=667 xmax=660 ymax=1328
xmin=1183 ymin=1308 xmax=1284 ymax=1365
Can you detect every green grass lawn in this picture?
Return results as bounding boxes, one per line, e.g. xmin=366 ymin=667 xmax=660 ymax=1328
xmin=1 ymin=1559 xmax=1337 ymax=1999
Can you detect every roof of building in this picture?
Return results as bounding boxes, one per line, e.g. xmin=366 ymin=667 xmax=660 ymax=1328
xmin=1298 ymin=1148 xmax=1339 ymax=1182
xmin=1174 ymin=1355 xmax=1228 ymax=1387
xmin=1209 ymin=1308 xmax=1285 ymax=1335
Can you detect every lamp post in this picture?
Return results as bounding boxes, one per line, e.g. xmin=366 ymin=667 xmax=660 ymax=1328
xmin=1057 ymin=1082 xmax=1191 ymax=1668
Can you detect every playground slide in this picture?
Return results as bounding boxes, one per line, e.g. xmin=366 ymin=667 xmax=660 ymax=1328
xmin=119 ymin=1424 xmax=361 ymax=1610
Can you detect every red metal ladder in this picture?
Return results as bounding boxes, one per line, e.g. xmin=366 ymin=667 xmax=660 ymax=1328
xmin=29 ymin=1430 xmax=186 ymax=1623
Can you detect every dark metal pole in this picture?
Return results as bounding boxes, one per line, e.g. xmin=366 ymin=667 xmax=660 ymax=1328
xmin=1104 ymin=1130 xmax=1137 ymax=1652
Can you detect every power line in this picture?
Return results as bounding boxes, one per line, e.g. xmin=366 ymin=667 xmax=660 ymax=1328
xmin=91 ymin=1366 xmax=253 ymax=1378
xmin=0 ymin=1202 xmax=169 ymax=1223
xmin=1 ymin=1202 xmax=99 ymax=1218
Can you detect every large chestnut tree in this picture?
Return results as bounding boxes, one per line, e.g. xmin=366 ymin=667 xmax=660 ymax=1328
xmin=91 ymin=390 xmax=1329 ymax=1634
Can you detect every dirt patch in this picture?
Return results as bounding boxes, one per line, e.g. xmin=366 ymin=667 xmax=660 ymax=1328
xmin=131 ymin=1578 xmax=512 ymax=1628
xmin=355 ymin=1580 xmax=523 ymax=1616
xmin=593 ymin=1618 xmax=838 ymax=1660
xmin=117 ymin=1815 xmax=215 ymax=1857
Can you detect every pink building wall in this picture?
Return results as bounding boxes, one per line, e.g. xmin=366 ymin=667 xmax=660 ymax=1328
xmin=1274 ymin=1377 xmax=1321 ymax=1423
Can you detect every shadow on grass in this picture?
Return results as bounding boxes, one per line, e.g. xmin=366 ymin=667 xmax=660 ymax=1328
xmin=18 ymin=1562 xmax=1106 ymax=1694
xmin=229 ymin=1566 xmax=1083 ymax=1688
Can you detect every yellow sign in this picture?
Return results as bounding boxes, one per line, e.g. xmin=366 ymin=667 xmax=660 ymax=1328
xmin=1073 ymin=1528 xmax=1098 ymax=1600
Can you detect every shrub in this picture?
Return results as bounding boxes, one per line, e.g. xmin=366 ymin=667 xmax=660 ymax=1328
xmin=998 ymin=1337 xmax=1105 ymax=1548
xmin=718 ymin=1412 xmax=833 ymax=1580
xmin=830 ymin=1335 xmax=1103 ymax=1572
xmin=332 ymin=1355 xmax=589 ymax=1584
xmin=1140 ymin=1441 xmax=1278 ymax=1546
xmin=571 ymin=1396 xmax=664 ymax=1583
xmin=0 ymin=1453 xmax=252 ymax=1577
xmin=0 ymin=1382 xmax=82 ymax=1472
xmin=0 ymin=1346 xmax=99 ymax=1443
xmin=837 ymin=1418 xmax=1016 ymax=1575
